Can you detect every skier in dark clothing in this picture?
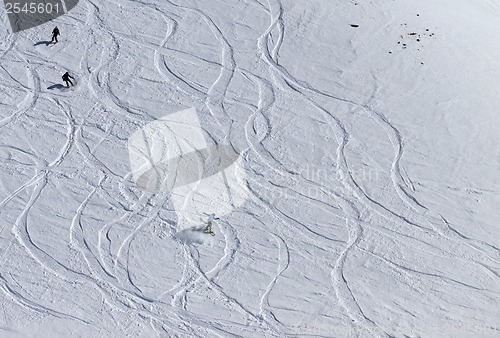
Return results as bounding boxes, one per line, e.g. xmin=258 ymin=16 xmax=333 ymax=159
xmin=62 ymin=72 xmax=75 ymax=87
xmin=51 ymin=26 xmax=60 ymax=44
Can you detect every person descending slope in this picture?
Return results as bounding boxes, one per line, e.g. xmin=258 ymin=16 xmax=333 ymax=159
xmin=51 ymin=26 xmax=60 ymax=44
xmin=62 ymin=72 xmax=75 ymax=87
xmin=203 ymin=213 xmax=219 ymax=236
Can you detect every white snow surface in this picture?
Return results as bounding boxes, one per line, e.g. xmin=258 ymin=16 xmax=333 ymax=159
xmin=0 ymin=0 xmax=499 ymax=337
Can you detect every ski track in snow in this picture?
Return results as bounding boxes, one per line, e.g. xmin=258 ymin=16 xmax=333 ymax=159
xmin=0 ymin=0 xmax=498 ymax=336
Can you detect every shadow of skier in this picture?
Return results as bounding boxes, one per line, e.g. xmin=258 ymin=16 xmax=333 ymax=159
xmin=47 ymin=83 xmax=65 ymax=90
xmin=34 ymin=41 xmax=52 ymax=46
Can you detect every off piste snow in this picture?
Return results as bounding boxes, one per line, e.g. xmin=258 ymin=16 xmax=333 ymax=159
xmin=0 ymin=0 xmax=498 ymax=337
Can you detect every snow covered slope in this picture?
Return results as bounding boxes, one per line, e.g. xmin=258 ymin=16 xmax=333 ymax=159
xmin=0 ymin=0 xmax=499 ymax=337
